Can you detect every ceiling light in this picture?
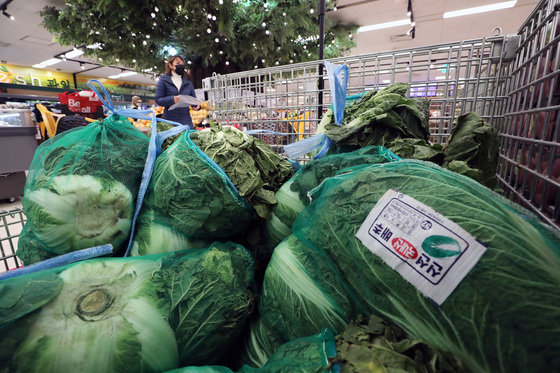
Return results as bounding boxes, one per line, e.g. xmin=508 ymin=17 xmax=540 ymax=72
xmin=80 ymin=63 xmax=85 ymax=70
xmin=435 ymin=76 xmax=446 ymax=80
xmin=65 ymin=48 xmax=84 ymax=58
xmin=3 ymin=11 xmax=14 ymax=20
xmin=357 ymin=18 xmax=410 ymax=33
xmin=443 ymin=1 xmax=517 ymax=19
xmin=108 ymin=74 xmax=120 ymax=79
xmin=120 ymin=71 xmax=137 ymax=77
xmin=32 ymin=64 xmax=46 ymax=68
xmin=36 ymin=58 xmax=62 ymax=67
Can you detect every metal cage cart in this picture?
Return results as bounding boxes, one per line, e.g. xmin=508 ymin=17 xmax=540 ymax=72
xmin=204 ymin=35 xmax=512 ymax=148
xmin=204 ymin=0 xmax=560 ymax=229
xmin=0 ymin=208 xmax=25 ymax=272
xmin=496 ymin=0 xmax=560 ymax=229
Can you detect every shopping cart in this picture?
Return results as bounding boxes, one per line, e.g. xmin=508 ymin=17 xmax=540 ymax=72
xmin=0 ymin=208 xmax=25 ymax=272
xmin=204 ymin=0 xmax=560 ymax=229
xmin=1 ymin=0 xmax=558 ymax=274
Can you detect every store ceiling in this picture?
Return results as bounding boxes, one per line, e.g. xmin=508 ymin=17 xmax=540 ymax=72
xmin=332 ymin=0 xmax=540 ymax=55
xmin=0 ymin=0 xmax=542 ymax=86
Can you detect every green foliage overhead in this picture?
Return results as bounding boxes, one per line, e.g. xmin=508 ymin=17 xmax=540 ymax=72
xmin=40 ymin=0 xmax=357 ymax=73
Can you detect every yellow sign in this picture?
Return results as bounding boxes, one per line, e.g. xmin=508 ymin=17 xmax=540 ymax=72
xmin=0 ymin=64 xmax=156 ymax=96
xmin=0 ymin=63 xmax=74 ymax=89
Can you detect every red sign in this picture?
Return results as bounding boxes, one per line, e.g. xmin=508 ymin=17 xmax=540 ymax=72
xmin=391 ymin=237 xmax=418 ymax=259
xmin=58 ymin=90 xmax=102 ymax=114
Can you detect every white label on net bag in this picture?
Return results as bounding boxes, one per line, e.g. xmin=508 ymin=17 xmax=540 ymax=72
xmin=355 ymin=189 xmax=486 ymax=305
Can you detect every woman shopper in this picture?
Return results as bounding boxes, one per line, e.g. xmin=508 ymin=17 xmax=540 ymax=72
xmin=155 ymin=55 xmax=199 ymax=129
xmin=131 ymin=95 xmax=142 ymax=109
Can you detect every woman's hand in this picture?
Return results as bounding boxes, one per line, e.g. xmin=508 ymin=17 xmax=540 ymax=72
xmin=174 ymin=95 xmax=181 ymax=104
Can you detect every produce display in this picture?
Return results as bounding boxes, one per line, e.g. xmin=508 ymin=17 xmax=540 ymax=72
xmin=0 ymin=243 xmax=254 ymax=373
xmin=17 ymin=114 xmax=149 ymax=264
xmin=190 ymin=101 xmax=211 ymax=126
xmin=2 ymin=79 xmax=558 ymax=373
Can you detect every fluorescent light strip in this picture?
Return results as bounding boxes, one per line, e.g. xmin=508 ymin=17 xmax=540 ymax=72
xmin=108 ymin=71 xmax=137 ymax=79
xmin=33 ymin=58 xmax=61 ymax=67
xmin=119 ymin=71 xmax=137 ymax=77
xmin=65 ymin=49 xmax=84 ymax=58
xmin=358 ymin=18 xmax=410 ymax=33
xmin=443 ymin=1 xmax=517 ymax=19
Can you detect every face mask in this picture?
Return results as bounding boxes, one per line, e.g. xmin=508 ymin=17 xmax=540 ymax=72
xmin=174 ymin=64 xmax=185 ymax=75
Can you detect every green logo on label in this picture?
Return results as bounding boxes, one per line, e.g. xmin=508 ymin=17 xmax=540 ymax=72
xmin=422 ymin=235 xmax=461 ymax=258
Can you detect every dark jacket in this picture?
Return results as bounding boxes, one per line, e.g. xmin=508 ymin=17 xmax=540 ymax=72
xmin=155 ymin=74 xmax=196 ymax=128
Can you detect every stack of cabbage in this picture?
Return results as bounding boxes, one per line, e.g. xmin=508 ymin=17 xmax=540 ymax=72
xmin=163 ymin=329 xmax=336 ymax=373
xmin=17 ymin=115 xmax=149 ymax=264
xmin=0 ymin=243 xmax=254 ymax=373
xmin=132 ymin=126 xmax=293 ymax=256
xmin=264 ymin=145 xmax=399 ymax=249
xmin=248 ymin=160 xmax=560 ymax=373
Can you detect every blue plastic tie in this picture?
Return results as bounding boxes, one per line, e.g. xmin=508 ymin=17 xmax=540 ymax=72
xmin=325 ymin=61 xmax=349 ymax=126
xmin=0 ymin=244 xmax=113 ymax=280
xmin=85 ymin=80 xmax=188 ymax=257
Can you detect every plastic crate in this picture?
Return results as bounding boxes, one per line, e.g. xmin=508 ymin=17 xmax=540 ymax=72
xmin=0 ymin=208 xmax=25 ymax=273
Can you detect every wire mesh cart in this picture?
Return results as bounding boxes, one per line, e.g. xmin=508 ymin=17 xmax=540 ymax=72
xmin=204 ymin=0 xmax=560 ymax=229
xmin=0 ymin=208 xmax=25 ymax=272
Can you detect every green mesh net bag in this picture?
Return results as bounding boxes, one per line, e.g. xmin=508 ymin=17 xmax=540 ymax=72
xmin=163 ymin=328 xmax=337 ymax=373
xmin=0 ymin=242 xmax=254 ymax=372
xmin=264 ymin=146 xmax=399 ymax=249
xmin=17 ymin=114 xmax=149 ymax=264
xmin=242 ymin=233 xmax=355 ymax=368
xmin=131 ymin=130 xmax=255 ymax=256
xmin=289 ymin=160 xmax=560 ymax=373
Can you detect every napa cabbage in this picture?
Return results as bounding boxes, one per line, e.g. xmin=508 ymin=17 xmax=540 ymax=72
xmin=0 ymin=243 xmax=255 ymax=372
xmin=190 ymin=125 xmax=294 ymax=219
xmin=131 ymin=209 xmax=212 ymax=256
xmin=17 ymin=175 xmax=134 ymax=264
xmin=265 ymin=146 xmax=397 ymax=248
xmin=17 ymin=114 xmax=149 ymax=264
xmin=164 ymin=329 xmax=336 ymax=373
xmin=291 ymin=160 xmax=560 ymax=373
